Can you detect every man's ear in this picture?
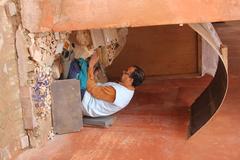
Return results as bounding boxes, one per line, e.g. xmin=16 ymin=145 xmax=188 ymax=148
xmin=129 ymin=77 xmax=134 ymax=85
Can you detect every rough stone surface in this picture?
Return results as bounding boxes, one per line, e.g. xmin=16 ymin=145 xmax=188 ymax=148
xmin=6 ymin=1 xmax=17 ymax=16
xmin=16 ymin=26 xmax=29 ymax=86
xmin=20 ymin=135 xmax=29 ymax=149
xmin=27 ymin=114 xmax=52 ymax=148
xmin=0 ymin=2 xmax=26 ymax=159
xmin=20 ymin=86 xmax=37 ymax=129
xmin=21 ymin=0 xmax=240 ymax=32
xmin=1 ymin=147 xmax=12 ymax=160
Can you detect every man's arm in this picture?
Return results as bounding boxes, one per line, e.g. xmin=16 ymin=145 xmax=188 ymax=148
xmin=87 ymin=53 xmax=116 ymax=103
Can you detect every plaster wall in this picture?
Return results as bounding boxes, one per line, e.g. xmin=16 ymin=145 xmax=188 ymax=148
xmin=0 ymin=3 xmax=26 ymax=159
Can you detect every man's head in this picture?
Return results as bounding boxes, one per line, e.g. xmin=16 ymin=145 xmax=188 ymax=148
xmin=121 ymin=65 xmax=145 ymax=87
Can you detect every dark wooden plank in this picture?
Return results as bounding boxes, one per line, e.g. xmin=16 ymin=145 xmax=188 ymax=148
xmin=189 ymin=59 xmax=227 ymax=136
xmin=51 ymin=79 xmax=83 ymax=134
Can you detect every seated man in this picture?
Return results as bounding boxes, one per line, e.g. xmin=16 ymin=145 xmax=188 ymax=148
xmin=79 ymin=53 xmax=145 ymax=117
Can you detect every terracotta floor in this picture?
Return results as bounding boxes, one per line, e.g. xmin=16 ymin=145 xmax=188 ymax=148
xmin=16 ymin=22 xmax=240 ymax=160
xmin=16 ymin=75 xmax=240 ymax=160
xmin=16 ymin=76 xmax=212 ymax=160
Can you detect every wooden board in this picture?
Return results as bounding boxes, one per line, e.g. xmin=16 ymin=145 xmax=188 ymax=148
xmin=51 ymin=79 xmax=83 ymax=134
xmin=107 ymin=25 xmax=200 ymax=78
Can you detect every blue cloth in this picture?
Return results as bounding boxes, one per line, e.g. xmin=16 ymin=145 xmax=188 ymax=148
xmin=68 ymin=59 xmax=80 ymax=79
xmin=76 ymin=58 xmax=88 ymax=90
xmin=68 ymin=58 xmax=88 ymax=91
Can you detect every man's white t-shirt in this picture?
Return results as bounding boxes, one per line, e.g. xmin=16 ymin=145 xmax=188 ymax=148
xmin=82 ymin=82 xmax=134 ymax=117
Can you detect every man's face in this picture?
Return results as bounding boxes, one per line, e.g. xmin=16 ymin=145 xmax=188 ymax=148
xmin=121 ymin=66 xmax=135 ymax=84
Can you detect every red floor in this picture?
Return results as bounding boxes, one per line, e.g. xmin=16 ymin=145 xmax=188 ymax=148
xmin=16 ymin=75 xmax=240 ymax=160
xmin=16 ymin=76 xmax=213 ymax=160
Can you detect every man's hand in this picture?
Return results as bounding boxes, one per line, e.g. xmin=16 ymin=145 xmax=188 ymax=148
xmin=89 ymin=52 xmax=99 ymax=68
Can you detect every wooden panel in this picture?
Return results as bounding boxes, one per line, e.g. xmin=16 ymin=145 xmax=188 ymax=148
xmin=51 ymin=79 xmax=83 ymax=134
xmin=107 ymin=25 xmax=199 ymax=78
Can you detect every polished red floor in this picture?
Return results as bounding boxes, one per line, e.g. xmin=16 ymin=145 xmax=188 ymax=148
xmin=16 ymin=76 xmax=212 ymax=160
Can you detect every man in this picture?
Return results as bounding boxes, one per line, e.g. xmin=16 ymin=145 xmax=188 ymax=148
xmin=80 ymin=53 xmax=144 ymax=117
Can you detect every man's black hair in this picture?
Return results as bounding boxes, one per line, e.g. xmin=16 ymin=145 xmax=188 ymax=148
xmin=130 ymin=65 xmax=145 ymax=87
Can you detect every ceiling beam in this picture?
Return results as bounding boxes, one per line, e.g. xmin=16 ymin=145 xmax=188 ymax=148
xmin=21 ymin=0 xmax=240 ymax=32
